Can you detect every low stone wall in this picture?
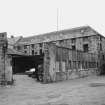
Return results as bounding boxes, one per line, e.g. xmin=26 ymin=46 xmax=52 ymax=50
xmin=53 ymin=68 xmax=97 ymax=82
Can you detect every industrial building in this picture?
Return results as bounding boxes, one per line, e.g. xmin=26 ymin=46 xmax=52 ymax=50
xmin=0 ymin=26 xmax=105 ymax=84
xmin=12 ymin=26 xmax=105 ymax=83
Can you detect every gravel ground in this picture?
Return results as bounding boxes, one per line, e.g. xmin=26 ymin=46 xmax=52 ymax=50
xmin=0 ymin=74 xmax=105 ymax=105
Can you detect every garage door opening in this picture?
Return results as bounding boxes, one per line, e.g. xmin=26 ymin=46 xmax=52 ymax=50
xmin=12 ymin=54 xmax=44 ymax=82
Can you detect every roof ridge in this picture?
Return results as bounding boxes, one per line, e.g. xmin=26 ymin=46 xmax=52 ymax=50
xmin=17 ymin=25 xmax=99 ymax=44
xmin=22 ymin=25 xmax=90 ymax=39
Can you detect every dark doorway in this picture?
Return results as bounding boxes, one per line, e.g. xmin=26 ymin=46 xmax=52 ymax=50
xmin=100 ymin=64 xmax=105 ymax=75
xmin=12 ymin=55 xmax=44 ymax=82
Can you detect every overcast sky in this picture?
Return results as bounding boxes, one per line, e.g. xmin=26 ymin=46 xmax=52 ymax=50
xmin=0 ymin=0 xmax=105 ymax=37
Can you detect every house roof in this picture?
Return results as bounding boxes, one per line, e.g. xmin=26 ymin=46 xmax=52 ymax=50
xmin=7 ymin=48 xmax=27 ymax=56
xmin=16 ymin=26 xmax=100 ymax=45
xmin=8 ymin=36 xmax=22 ymax=45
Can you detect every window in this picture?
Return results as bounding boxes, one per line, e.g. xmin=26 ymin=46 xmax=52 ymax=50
xmin=72 ymin=45 xmax=76 ymax=50
xmin=24 ymin=45 xmax=27 ymax=49
xmin=2 ymin=34 xmax=4 ymax=38
xmin=68 ymin=61 xmax=72 ymax=69
xmin=40 ymin=49 xmax=43 ymax=55
xmin=102 ymin=55 xmax=104 ymax=60
xmin=59 ymin=40 xmax=63 ymax=44
xmin=32 ymin=50 xmax=34 ymax=55
xmin=24 ymin=51 xmax=27 ymax=53
xmin=71 ymin=38 xmax=76 ymax=43
xmin=31 ymin=44 xmax=34 ymax=49
xmin=100 ymin=43 xmax=102 ymax=51
xmin=83 ymin=36 xmax=88 ymax=42
xmin=35 ymin=52 xmax=37 ymax=55
xmin=83 ymin=44 xmax=88 ymax=52
xmin=97 ymin=62 xmax=98 ymax=67
xmin=17 ymin=46 xmax=21 ymax=50
xmin=100 ymin=36 xmax=102 ymax=41
xmin=39 ymin=43 xmax=42 ymax=47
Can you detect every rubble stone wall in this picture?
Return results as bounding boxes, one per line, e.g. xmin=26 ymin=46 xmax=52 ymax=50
xmin=44 ymin=43 xmax=98 ymax=83
xmin=0 ymin=32 xmax=13 ymax=84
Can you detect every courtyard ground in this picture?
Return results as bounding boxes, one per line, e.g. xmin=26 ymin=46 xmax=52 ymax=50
xmin=0 ymin=74 xmax=105 ymax=105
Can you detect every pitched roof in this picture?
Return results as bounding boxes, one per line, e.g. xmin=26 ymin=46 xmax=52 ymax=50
xmin=8 ymin=36 xmax=22 ymax=45
xmin=17 ymin=26 xmax=99 ymax=45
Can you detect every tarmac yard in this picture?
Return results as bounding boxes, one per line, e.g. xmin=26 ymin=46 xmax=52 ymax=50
xmin=0 ymin=74 xmax=105 ymax=105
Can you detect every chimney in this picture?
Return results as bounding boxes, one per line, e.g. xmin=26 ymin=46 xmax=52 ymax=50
xmin=11 ymin=35 xmax=14 ymax=38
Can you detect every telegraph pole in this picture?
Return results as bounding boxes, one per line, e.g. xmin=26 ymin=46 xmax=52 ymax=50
xmin=57 ymin=8 xmax=59 ymax=32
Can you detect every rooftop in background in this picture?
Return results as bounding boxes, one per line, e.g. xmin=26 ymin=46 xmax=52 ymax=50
xmin=16 ymin=25 xmax=102 ymax=45
xmin=8 ymin=36 xmax=23 ymax=46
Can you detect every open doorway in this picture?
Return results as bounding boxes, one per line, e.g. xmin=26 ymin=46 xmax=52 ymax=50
xmin=100 ymin=64 xmax=105 ymax=75
xmin=12 ymin=55 xmax=44 ymax=82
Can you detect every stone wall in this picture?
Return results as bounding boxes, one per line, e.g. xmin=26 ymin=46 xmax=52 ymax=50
xmin=0 ymin=47 xmax=5 ymax=83
xmin=43 ymin=43 xmax=98 ymax=83
xmin=0 ymin=32 xmax=13 ymax=84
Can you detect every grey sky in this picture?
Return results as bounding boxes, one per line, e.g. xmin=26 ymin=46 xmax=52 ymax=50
xmin=0 ymin=0 xmax=105 ymax=37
